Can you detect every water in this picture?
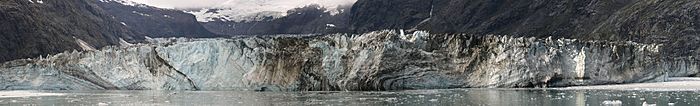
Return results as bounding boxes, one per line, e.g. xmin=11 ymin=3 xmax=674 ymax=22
xmin=0 ymin=89 xmax=699 ymax=106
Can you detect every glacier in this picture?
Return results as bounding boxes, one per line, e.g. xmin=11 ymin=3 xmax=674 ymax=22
xmin=0 ymin=30 xmax=698 ymax=91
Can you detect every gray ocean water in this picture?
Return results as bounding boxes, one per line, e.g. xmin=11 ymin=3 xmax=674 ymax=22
xmin=0 ymin=89 xmax=698 ymax=106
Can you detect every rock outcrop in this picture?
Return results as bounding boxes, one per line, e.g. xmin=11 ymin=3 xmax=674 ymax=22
xmin=1 ymin=30 xmax=697 ymax=91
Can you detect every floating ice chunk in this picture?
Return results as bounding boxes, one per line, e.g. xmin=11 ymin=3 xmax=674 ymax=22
xmin=602 ymin=100 xmax=622 ymax=106
xmin=0 ymin=91 xmax=63 ymax=98
xmin=428 ymin=99 xmax=438 ymax=102
xmin=643 ymin=101 xmax=656 ymax=106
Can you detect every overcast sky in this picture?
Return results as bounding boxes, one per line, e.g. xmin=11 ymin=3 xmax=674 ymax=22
xmin=127 ymin=0 xmax=356 ymax=9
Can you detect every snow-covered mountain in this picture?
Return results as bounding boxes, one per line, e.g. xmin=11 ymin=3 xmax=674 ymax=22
xmin=97 ymin=0 xmax=218 ymax=37
xmin=121 ymin=0 xmax=356 ymax=22
xmin=185 ymin=8 xmax=286 ymax=22
xmin=185 ymin=0 xmax=354 ymax=22
xmin=105 ymin=0 xmax=356 ymax=35
xmin=198 ymin=4 xmax=353 ymax=35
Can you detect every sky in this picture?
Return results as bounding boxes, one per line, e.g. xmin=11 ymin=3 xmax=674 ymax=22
xmin=127 ymin=0 xmax=357 ymax=9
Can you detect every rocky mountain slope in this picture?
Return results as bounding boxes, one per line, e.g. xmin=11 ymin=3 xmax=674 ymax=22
xmin=96 ymin=0 xmax=218 ymax=38
xmin=1 ymin=30 xmax=697 ymax=91
xmin=350 ymin=0 xmax=700 ymax=57
xmin=0 ymin=0 xmax=141 ymax=62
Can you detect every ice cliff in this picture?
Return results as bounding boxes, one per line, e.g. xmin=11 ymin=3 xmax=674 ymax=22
xmin=1 ymin=30 xmax=698 ymax=91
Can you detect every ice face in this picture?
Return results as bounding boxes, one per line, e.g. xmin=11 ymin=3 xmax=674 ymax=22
xmin=0 ymin=30 xmax=696 ymax=91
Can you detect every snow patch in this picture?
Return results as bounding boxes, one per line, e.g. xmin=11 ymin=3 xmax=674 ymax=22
xmin=74 ymin=37 xmax=96 ymax=51
xmin=99 ymin=0 xmax=149 ymax=8
xmin=132 ymin=11 xmax=151 ymax=17
xmin=329 ymin=9 xmax=345 ymax=16
xmin=119 ymin=38 xmax=133 ymax=47
xmin=326 ymin=24 xmax=336 ymax=27
xmin=119 ymin=38 xmax=134 ymax=47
